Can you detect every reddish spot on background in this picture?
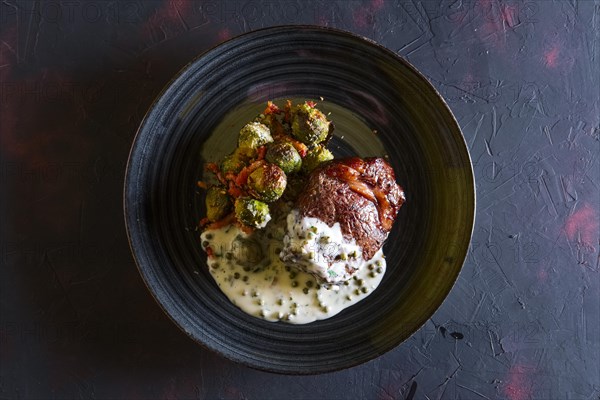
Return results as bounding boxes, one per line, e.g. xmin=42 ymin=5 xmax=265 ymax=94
xmin=537 ymin=266 xmax=548 ymax=282
xmin=564 ymin=203 xmax=599 ymax=250
xmin=141 ymin=0 xmax=193 ymax=40
xmin=371 ymin=0 xmax=385 ymax=11
xmin=503 ymin=364 xmax=533 ymax=400
xmin=544 ymin=45 xmax=560 ymax=68
xmin=352 ymin=0 xmax=385 ymax=29
xmin=218 ymin=28 xmax=232 ymax=42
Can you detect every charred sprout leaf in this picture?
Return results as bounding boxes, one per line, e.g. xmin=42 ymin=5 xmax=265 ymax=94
xmin=205 ymin=186 xmax=231 ymax=222
xmin=247 ymin=163 xmax=287 ymax=202
xmin=301 ymin=145 xmax=334 ymax=173
xmin=291 ymin=102 xmax=331 ymax=145
xmin=234 ymin=197 xmax=271 ymax=228
xmin=238 ymin=122 xmax=273 ymax=149
xmin=221 ymin=147 xmax=255 ymax=174
xmin=265 ymin=141 xmax=302 ymax=174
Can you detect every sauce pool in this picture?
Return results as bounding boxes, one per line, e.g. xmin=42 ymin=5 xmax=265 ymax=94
xmin=200 ymin=212 xmax=387 ymax=324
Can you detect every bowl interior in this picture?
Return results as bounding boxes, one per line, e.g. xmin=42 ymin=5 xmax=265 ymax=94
xmin=124 ymin=26 xmax=474 ymax=374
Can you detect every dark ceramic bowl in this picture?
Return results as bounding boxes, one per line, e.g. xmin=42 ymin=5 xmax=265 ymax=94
xmin=124 ymin=26 xmax=475 ymax=374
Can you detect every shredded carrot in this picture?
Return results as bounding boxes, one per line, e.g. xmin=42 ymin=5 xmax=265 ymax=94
xmin=238 ymin=222 xmax=255 ymax=235
xmin=205 ymin=162 xmax=219 ymax=173
xmin=257 ymin=145 xmax=267 ymax=160
xmin=235 ymin=170 xmax=250 ymax=187
xmin=284 ymin=100 xmax=292 ymax=123
xmin=227 ymin=182 xmax=244 ymax=198
xmin=197 ymin=181 xmax=208 ymax=189
xmin=235 ymin=160 xmax=265 ymax=187
xmin=205 ymin=163 xmax=227 ymax=185
xmin=306 ymin=100 xmax=316 ymax=108
xmin=288 ymin=138 xmax=308 ymax=157
xmin=224 ymin=172 xmax=237 ymax=181
xmin=206 ymin=213 xmax=235 ymax=230
xmin=199 ymin=217 xmax=210 ymax=227
xmin=264 ymin=101 xmax=281 ymax=115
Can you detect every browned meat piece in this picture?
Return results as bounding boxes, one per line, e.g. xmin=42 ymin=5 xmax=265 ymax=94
xmin=296 ymin=157 xmax=405 ymax=260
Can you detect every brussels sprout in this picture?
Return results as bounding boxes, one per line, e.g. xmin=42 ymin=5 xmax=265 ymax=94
xmin=238 ymin=122 xmax=273 ymax=149
xmin=234 ymin=197 xmax=271 ymax=228
xmin=232 ymin=236 xmax=264 ymax=267
xmin=221 ymin=147 xmax=255 ymax=174
xmin=247 ymin=163 xmax=287 ymax=202
xmin=205 ymin=186 xmax=231 ymax=222
xmin=291 ymin=102 xmax=331 ymax=145
xmin=302 ymin=145 xmax=334 ymax=173
xmin=265 ymin=141 xmax=302 ymax=174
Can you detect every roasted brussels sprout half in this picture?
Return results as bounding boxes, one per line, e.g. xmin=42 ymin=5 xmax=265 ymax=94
xmin=234 ymin=197 xmax=271 ymax=228
xmin=301 ymin=145 xmax=334 ymax=173
xmin=205 ymin=186 xmax=231 ymax=222
xmin=220 ymin=147 xmax=255 ymax=174
xmin=291 ymin=102 xmax=331 ymax=145
xmin=232 ymin=236 xmax=264 ymax=267
xmin=238 ymin=122 xmax=273 ymax=149
xmin=265 ymin=141 xmax=302 ymax=174
xmin=247 ymin=163 xmax=287 ymax=202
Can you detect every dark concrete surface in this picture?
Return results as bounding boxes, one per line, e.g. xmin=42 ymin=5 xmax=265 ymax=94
xmin=1 ymin=1 xmax=599 ymax=399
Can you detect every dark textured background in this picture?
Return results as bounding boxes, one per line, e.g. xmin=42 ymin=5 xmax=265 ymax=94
xmin=1 ymin=1 xmax=599 ymax=399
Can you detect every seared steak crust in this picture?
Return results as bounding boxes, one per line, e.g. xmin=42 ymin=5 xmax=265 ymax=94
xmin=297 ymin=157 xmax=405 ymax=260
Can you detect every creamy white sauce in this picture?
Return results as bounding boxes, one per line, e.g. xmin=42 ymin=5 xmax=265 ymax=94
xmin=200 ymin=211 xmax=386 ymax=324
xmin=280 ymin=210 xmax=364 ymax=284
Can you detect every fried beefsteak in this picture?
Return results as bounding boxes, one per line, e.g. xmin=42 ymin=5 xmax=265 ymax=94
xmin=297 ymin=157 xmax=405 ymax=260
